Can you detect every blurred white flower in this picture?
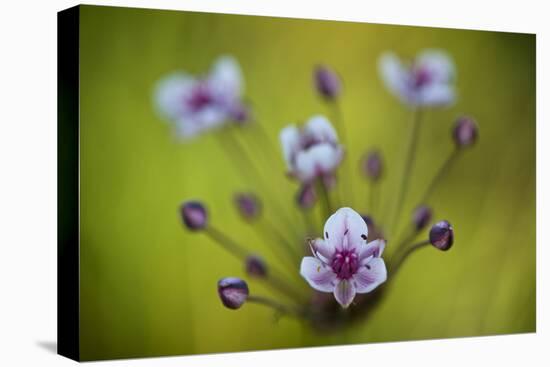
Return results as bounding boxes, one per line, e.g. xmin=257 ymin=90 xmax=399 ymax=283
xmin=379 ymin=50 xmax=456 ymax=107
xmin=154 ymin=56 xmax=247 ymax=140
xmin=280 ymin=115 xmax=344 ymax=183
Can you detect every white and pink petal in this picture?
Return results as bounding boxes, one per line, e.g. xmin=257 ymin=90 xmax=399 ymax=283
xmin=208 ymin=55 xmax=243 ymax=97
xmin=354 ymin=257 xmax=387 ymax=294
xmin=310 ymin=238 xmax=335 ymax=263
xmin=358 ymin=239 xmax=386 ymax=264
xmin=279 ymin=125 xmax=301 ymax=170
xmin=333 ymin=279 xmax=356 ymax=308
xmin=300 ymin=257 xmax=337 ymax=292
xmin=304 ymin=115 xmax=339 ymax=145
xmin=324 ymin=207 xmax=368 ymax=251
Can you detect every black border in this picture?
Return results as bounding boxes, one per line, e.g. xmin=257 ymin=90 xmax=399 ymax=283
xmin=57 ymin=5 xmax=80 ymax=362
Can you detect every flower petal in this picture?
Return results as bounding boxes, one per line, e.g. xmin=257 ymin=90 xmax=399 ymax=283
xmin=303 ymin=115 xmax=339 ymax=145
xmin=419 ymin=83 xmax=455 ymax=106
xmin=300 ymin=257 xmax=337 ymax=292
xmin=354 ymin=258 xmax=387 ymax=294
xmin=416 ymin=50 xmax=455 ymax=84
xmin=309 ymin=238 xmax=335 ymax=263
xmin=324 ymin=207 xmax=368 ymax=251
xmin=358 ymin=239 xmax=386 ymax=264
xmin=280 ymin=125 xmax=301 ymax=170
xmin=154 ymin=72 xmax=195 ymax=121
xmin=378 ymin=52 xmax=410 ymax=103
xmin=333 ymin=279 xmax=356 ymax=308
xmin=208 ymin=55 xmax=243 ymax=97
xmin=294 ymin=144 xmax=342 ymax=182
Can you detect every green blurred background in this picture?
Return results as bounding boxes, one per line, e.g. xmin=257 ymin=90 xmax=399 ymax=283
xmin=78 ymin=5 xmax=535 ymax=361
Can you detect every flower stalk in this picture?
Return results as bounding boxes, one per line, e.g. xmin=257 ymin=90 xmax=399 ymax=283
xmin=247 ymin=295 xmax=305 ymax=318
xmin=389 ymin=108 xmax=423 ymax=235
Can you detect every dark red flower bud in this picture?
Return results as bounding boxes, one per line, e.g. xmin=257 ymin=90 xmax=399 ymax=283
xmin=234 ymin=193 xmax=261 ymax=220
xmin=217 ymin=277 xmax=249 ymax=310
xmin=413 ymin=205 xmax=432 ymax=231
xmin=180 ymin=201 xmax=207 ymax=231
xmin=314 ymin=65 xmax=341 ymax=100
xmin=362 ymin=150 xmax=383 ymax=181
xmin=453 ymin=116 xmax=478 ymax=148
xmin=245 ymin=255 xmax=268 ymax=278
xmin=429 ymin=220 xmax=454 ymax=251
xmin=296 ymin=184 xmax=317 ymax=209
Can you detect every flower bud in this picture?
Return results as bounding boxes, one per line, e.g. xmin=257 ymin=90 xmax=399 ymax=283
xmin=296 ymin=184 xmax=317 ymax=209
xmin=413 ymin=205 xmax=432 ymax=231
xmin=453 ymin=116 xmax=478 ymax=148
xmin=429 ymin=220 xmax=454 ymax=251
xmin=314 ymin=65 xmax=341 ymax=100
xmin=362 ymin=150 xmax=383 ymax=181
xmin=180 ymin=201 xmax=208 ymax=231
xmin=231 ymin=103 xmax=251 ymax=124
xmin=217 ymin=277 xmax=249 ymax=310
xmin=361 ymin=215 xmax=384 ymax=240
xmin=234 ymin=193 xmax=261 ymax=220
xmin=361 ymin=215 xmax=374 ymax=228
xmin=245 ymin=255 xmax=268 ymax=278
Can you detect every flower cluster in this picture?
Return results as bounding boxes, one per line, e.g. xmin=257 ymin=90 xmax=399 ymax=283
xmin=154 ymin=56 xmax=249 ymax=140
xmin=162 ymin=49 xmax=477 ymax=328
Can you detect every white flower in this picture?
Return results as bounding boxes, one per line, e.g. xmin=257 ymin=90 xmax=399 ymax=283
xmin=154 ymin=56 xmax=247 ymax=140
xmin=379 ymin=50 xmax=456 ymax=107
xmin=300 ymin=207 xmax=387 ymax=308
xmin=279 ymin=115 xmax=344 ymax=183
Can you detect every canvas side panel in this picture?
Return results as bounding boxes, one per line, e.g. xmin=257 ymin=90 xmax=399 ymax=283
xmin=57 ymin=5 xmax=80 ymax=362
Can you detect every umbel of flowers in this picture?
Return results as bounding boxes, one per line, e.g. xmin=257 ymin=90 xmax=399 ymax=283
xmin=158 ymin=49 xmax=478 ymax=329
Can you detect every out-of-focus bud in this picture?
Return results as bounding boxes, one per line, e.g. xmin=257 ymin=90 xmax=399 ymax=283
xmin=231 ymin=103 xmax=251 ymax=124
xmin=361 ymin=215 xmax=384 ymax=241
xmin=361 ymin=215 xmax=374 ymax=228
xmin=453 ymin=116 xmax=478 ymax=148
xmin=362 ymin=150 xmax=383 ymax=181
xmin=234 ymin=193 xmax=261 ymax=220
xmin=296 ymin=184 xmax=317 ymax=209
xmin=245 ymin=255 xmax=268 ymax=278
xmin=429 ymin=220 xmax=454 ymax=251
xmin=180 ymin=201 xmax=208 ymax=231
xmin=217 ymin=277 xmax=249 ymax=310
xmin=314 ymin=65 xmax=341 ymax=100
xmin=413 ymin=205 xmax=432 ymax=231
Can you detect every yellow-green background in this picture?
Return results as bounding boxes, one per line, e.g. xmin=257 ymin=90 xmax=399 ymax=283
xmin=78 ymin=5 xmax=535 ymax=361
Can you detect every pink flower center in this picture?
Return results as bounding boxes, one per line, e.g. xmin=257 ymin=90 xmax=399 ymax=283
xmin=187 ymin=83 xmax=214 ymax=112
xmin=331 ymin=249 xmax=359 ymax=280
xmin=412 ymin=66 xmax=432 ymax=89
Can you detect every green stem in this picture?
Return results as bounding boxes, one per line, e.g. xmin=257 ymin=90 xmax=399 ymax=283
xmin=389 ymin=240 xmax=430 ymax=276
xmin=247 ymin=295 xmax=304 ymax=318
xmin=205 ymin=226 xmax=302 ymax=301
xmin=389 ymin=108 xmax=423 ymax=237
xmin=316 ymin=178 xmax=332 ymax=222
xmin=418 ymin=148 xmax=461 ymax=205
xmin=369 ymin=181 xmax=378 ymax=215
xmin=332 ymin=101 xmax=355 ymax=206
xmin=216 ymin=130 xmax=302 ymax=246
xmin=205 ymin=226 xmax=249 ymax=259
